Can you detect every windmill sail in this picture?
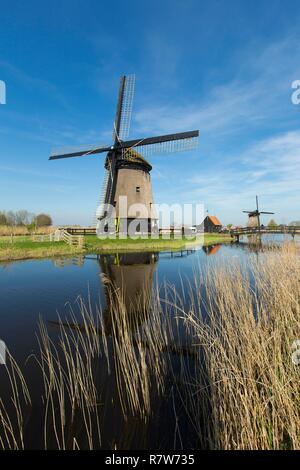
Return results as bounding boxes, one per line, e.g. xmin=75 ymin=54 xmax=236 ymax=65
xmin=95 ymin=154 xmax=118 ymax=221
xmin=95 ymin=167 xmax=110 ymax=221
xmin=120 ymin=130 xmax=199 ymax=158
xmin=128 ymin=134 xmax=198 ymax=158
xmin=113 ymin=74 xmax=135 ymax=142
xmin=118 ymin=74 xmax=135 ymax=140
xmin=50 ymin=143 xmax=111 ymax=160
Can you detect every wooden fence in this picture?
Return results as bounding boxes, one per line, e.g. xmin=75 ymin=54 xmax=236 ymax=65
xmin=62 ymin=230 xmax=85 ymax=247
xmin=32 ymin=229 xmax=85 ymax=248
xmin=230 ymin=225 xmax=300 ymax=242
xmin=31 ymin=233 xmax=55 ymax=242
xmin=62 ymin=227 xmax=96 ymax=236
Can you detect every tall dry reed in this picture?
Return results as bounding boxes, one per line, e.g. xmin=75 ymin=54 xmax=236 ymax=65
xmin=183 ymin=242 xmax=300 ymax=449
xmin=0 ymin=226 xmax=54 ymax=236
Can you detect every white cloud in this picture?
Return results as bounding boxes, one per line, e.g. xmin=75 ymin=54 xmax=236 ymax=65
xmin=132 ymin=33 xmax=300 ymax=140
xmin=180 ymin=129 xmax=300 ymax=224
xmin=0 ymin=60 xmax=72 ymax=111
xmin=127 ymin=34 xmax=300 ymax=225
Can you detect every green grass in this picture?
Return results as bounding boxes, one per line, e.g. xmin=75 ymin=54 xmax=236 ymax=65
xmin=0 ymin=235 xmax=31 ymax=244
xmin=0 ymin=238 xmax=83 ymax=261
xmin=0 ymin=233 xmax=232 ymax=261
xmin=84 ymin=233 xmax=232 ymax=252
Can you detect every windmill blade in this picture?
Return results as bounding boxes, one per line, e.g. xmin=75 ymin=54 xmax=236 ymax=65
xmin=118 ymin=74 xmax=135 ymax=140
xmin=113 ymin=76 xmax=126 ymax=143
xmin=119 ymin=130 xmax=199 ymax=158
xmin=135 ymin=137 xmax=198 ymax=158
xmin=95 ymin=153 xmax=118 ymax=221
xmin=112 ymin=74 xmax=135 ymax=143
xmin=104 ymin=154 xmax=118 ymax=206
xmin=260 ymin=211 xmax=275 ymax=215
xmin=49 ymin=143 xmax=111 ymax=160
xmin=121 ymin=130 xmax=199 ymax=148
xmin=94 ymin=167 xmax=110 ymax=223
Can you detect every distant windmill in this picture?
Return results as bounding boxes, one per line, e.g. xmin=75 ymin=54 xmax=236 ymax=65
xmin=49 ymin=74 xmax=199 ymax=234
xmin=243 ymin=196 xmax=274 ymax=231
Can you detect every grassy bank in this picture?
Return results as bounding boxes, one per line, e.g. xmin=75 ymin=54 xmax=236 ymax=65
xmin=0 ymin=239 xmax=84 ymax=261
xmin=84 ymin=233 xmax=230 ymax=252
xmin=1 ymin=243 xmax=299 ymax=449
xmin=0 ymin=233 xmax=231 ymax=261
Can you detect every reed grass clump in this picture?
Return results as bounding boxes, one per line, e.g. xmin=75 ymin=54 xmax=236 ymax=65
xmin=0 ymin=350 xmax=31 ymax=449
xmin=184 ymin=242 xmax=300 ymax=449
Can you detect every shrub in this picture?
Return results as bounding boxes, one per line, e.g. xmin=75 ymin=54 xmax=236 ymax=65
xmin=35 ymin=214 xmax=53 ymax=227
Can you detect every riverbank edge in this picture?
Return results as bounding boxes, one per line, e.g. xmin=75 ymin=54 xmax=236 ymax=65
xmin=0 ymin=234 xmax=233 ymax=262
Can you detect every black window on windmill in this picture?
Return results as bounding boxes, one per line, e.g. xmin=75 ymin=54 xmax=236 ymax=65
xmin=49 ymin=75 xmax=199 ymax=235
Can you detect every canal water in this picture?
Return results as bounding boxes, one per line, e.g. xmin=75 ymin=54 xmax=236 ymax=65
xmin=0 ymin=235 xmax=298 ymax=449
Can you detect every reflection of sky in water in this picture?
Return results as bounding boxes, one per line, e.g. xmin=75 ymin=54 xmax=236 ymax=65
xmin=1 ymin=235 xmax=296 ymax=362
xmin=0 ymin=235 xmax=297 ymax=449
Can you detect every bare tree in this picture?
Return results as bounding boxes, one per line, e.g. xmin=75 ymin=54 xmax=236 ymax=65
xmin=0 ymin=211 xmax=7 ymax=225
xmin=6 ymin=211 xmax=17 ymax=226
xmin=5 ymin=211 xmax=17 ymax=242
xmin=15 ymin=210 xmax=33 ymax=226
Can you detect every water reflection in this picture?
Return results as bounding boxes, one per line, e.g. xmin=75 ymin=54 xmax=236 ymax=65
xmin=53 ymin=256 xmax=85 ymax=268
xmin=202 ymin=244 xmax=221 ymax=255
xmin=100 ymin=252 xmax=158 ymax=311
xmin=49 ymin=253 xmax=159 ymax=334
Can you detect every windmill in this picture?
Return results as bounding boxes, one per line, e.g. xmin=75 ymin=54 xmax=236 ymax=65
xmin=243 ymin=196 xmax=274 ymax=231
xmin=50 ymin=74 xmax=199 ymax=235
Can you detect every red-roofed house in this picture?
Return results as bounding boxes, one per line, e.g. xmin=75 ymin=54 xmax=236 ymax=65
xmin=197 ymin=215 xmax=222 ymax=233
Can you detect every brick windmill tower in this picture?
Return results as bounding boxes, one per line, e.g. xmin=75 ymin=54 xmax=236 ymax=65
xmin=50 ymin=75 xmax=199 ymax=234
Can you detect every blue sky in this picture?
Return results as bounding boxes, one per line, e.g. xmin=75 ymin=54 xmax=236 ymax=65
xmin=0 ymin=0 xmax=300 ymax=225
